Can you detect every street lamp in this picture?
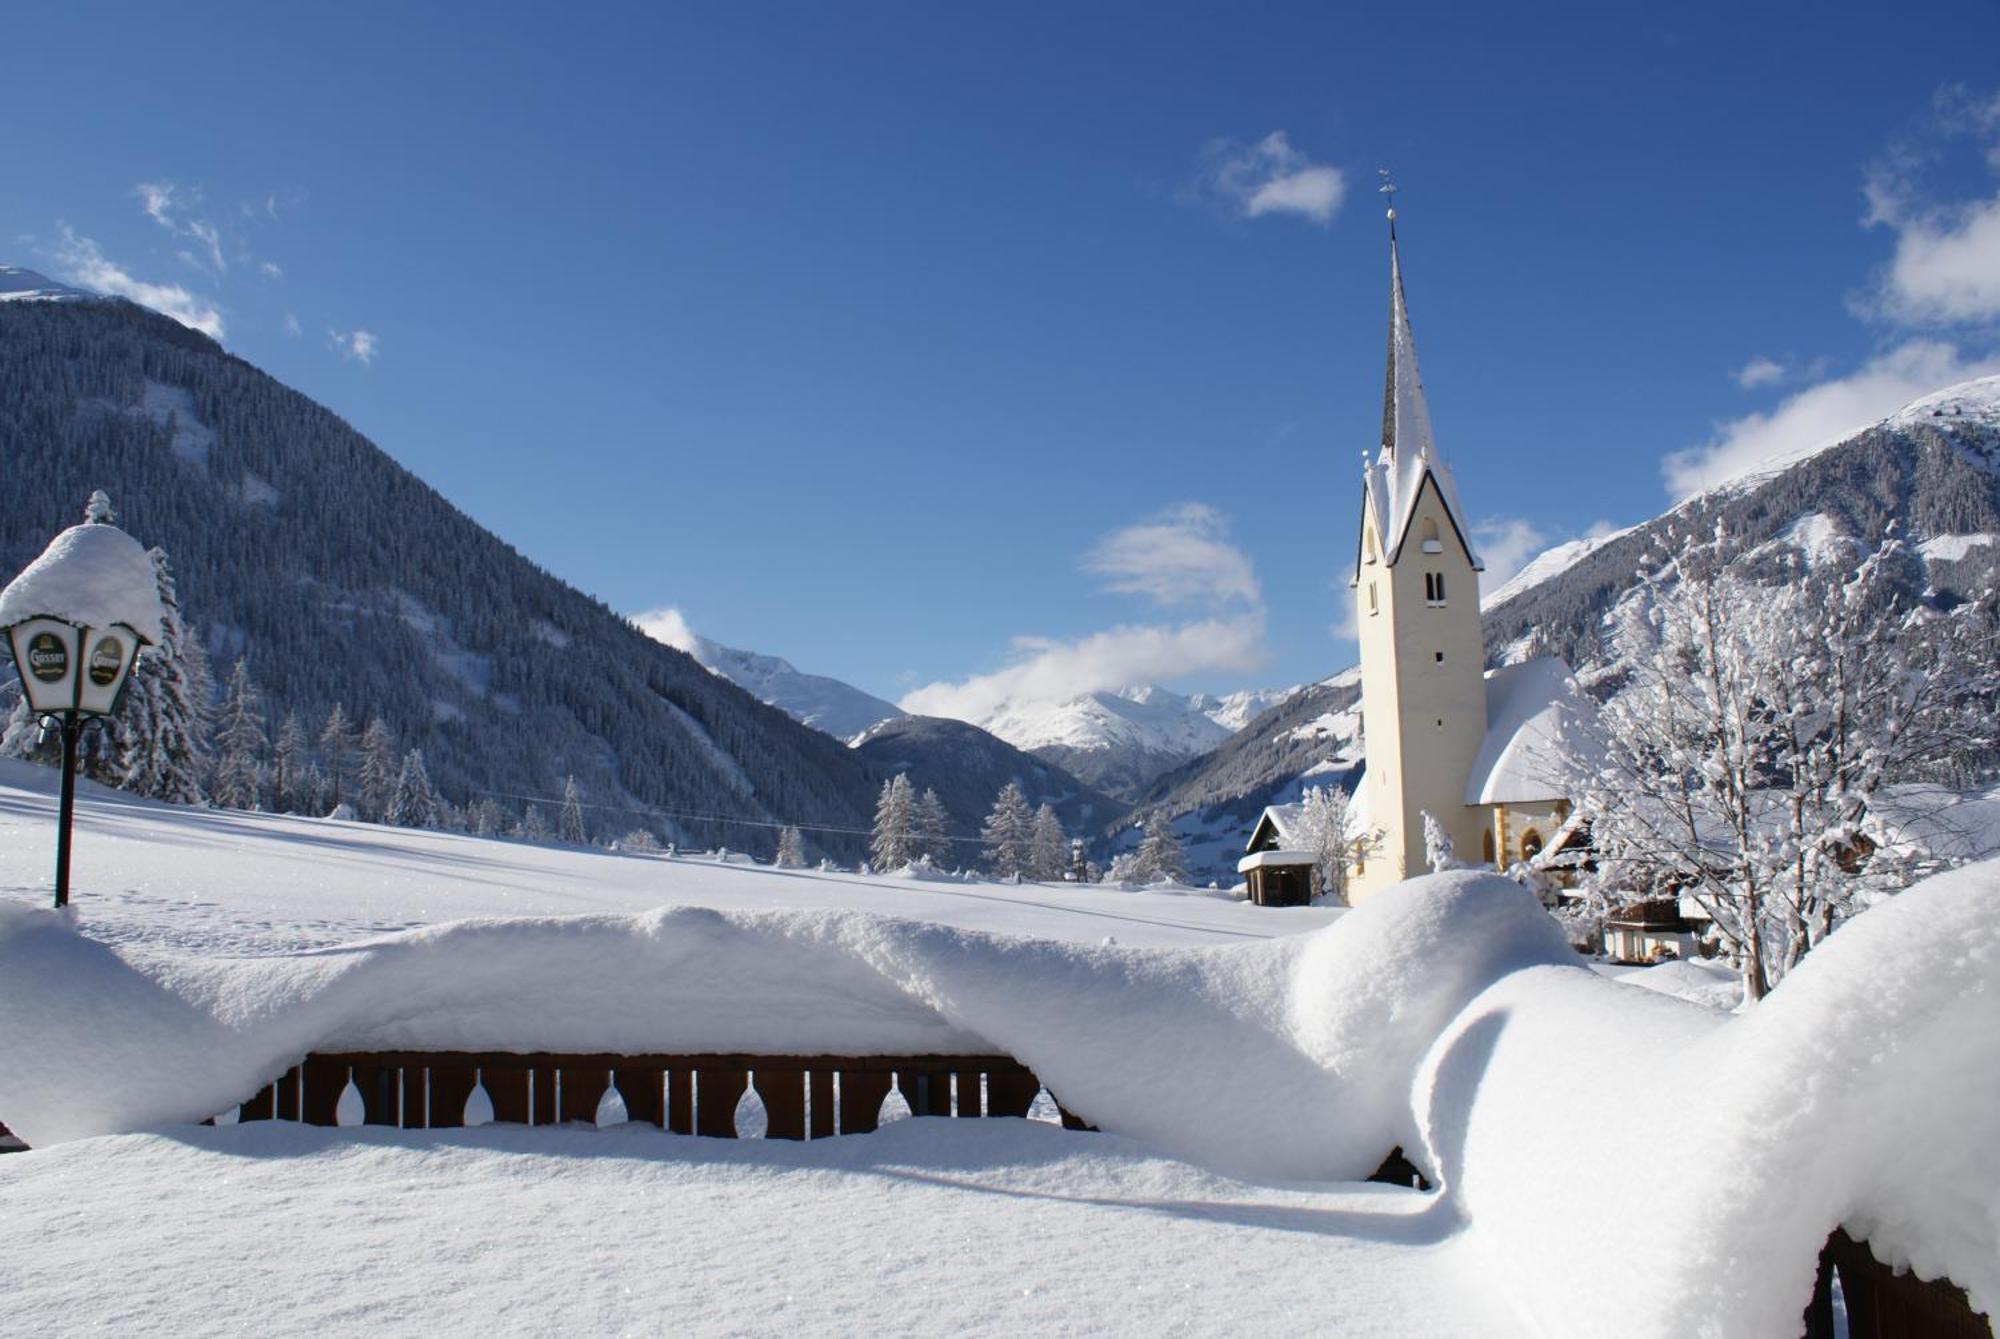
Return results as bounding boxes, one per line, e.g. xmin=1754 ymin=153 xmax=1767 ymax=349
xmin=0 ymin=518 xmax=163 ymax=909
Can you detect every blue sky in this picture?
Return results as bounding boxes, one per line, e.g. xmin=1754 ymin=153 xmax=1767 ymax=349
xmin=7 ymin=3 xmax=2000 ymax=717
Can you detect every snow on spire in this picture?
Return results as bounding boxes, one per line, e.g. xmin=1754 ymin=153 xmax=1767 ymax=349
xmin=1360 ymin=198 xmax=1482 ymax=571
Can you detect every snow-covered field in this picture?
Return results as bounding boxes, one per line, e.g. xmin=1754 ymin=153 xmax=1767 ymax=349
xmin=0 ymin=759 xmax=1331 ymax=955
xmin=3 ymin=757 xmax=1998 ymax=1338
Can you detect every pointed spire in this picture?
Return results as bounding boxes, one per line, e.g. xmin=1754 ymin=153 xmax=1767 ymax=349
xmin=1380 ymin=198 xmax=1436 ymax=463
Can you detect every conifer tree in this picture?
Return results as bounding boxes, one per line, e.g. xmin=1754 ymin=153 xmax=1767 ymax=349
xmin=271 ymin=711 xmax=308 ymax=814
xmin=981 ymin=781 xmax=1035 ymax=879
xmin=871 ymin=773 xmax=917 ymax=871
xmin=209 ymin=660 xmax=269 ymax=810
xmin=1029 ymin=804 xmax=1069 ymax=881
xmin=469 ymin=798 xmax=507 ymax=838
xmin=518 ymin=803 xmax=550 ymax=841
xmin=775 ymin=824 xmax=806 ymax=868
xmin=116 ymin=546 xmax=212 ymax=805
xmin=357 ymin=715 xmax=397 ymax=821
xmin=388 ymin=748 xmax=441 ymax=829
xmin=83 ymin=489 xmax=116 ymax=525
xmin=318 ymin=704 xmax=356 ymax=810
xmin=558 ymin=775 xmax=588 ymax=844
xmin=1134 ymin=810 xmax=1187 ymax=885
xmin=915 ymin=787 xmax=952 ymax=867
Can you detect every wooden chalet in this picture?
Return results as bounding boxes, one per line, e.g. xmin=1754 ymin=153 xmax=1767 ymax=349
xmin=1237 ymin=804 xmax=1317 ymax=907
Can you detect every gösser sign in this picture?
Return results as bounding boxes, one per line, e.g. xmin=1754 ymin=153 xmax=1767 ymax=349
xmin=5 ymin=616 xmax=144 ymax=717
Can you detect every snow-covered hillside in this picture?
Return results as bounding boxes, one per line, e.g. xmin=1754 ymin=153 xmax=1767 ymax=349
xmin=635 ymin=618 xmax=903 ymax=741
xmin=0 ymin=266 xmax=87 ymax=303
xmin=972 ymin=682 xmax=1301 ymax=799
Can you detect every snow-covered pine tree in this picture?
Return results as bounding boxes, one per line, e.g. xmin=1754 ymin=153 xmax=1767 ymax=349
xmin=356 ymin=715 xmax=397 ymax=822
xmin=388 ymin=748 xmax=441 ymax=829
xmin=1029 ymin=804 xmax=1068 ymax=881
xmin=981 ymin=781 xmax=1035 ymax=879
xmin=116 ymin=546 xmax=212 ymax=805
xmin=1422 ymin=812 xmax=1459 ymax=873
xmin=871 ymin=773 xmax=917 ymax=871
xmin=558 ymin=775 xmax=588 ymax=844
xmin=271 ymin=711 xmax=308 ymax=814
xmin=775 ymin=824 xmax=806 ymax=868
xmin=469 ymin=798 xmax=507 ymax=838
xmin=518 ymin=804 xmax=550 ymax=841
xmin=83 ymin=489 xmax=116 ymax=525
xmin=915 ymin=787 xmax=952 ymax=867
xmin=1134 ymin=810 xmax=1187 ymax=885
xmin=208 ymin=660 xmax=269 ymax=810
xmin=318 ymin=704 xmax=356 ymax=811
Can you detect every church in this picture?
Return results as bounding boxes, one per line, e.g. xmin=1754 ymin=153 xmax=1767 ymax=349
xmin=1244 ymin=203 xmax=1587 ymax=907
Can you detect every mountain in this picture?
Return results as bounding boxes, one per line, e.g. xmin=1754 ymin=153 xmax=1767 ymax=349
xmin=969 ymin=682 xmax=1305 ymax=800
xmin=0 ymin=267 xmax=88 ymax=304
xmin=0 ymin=294 xmax=886 ymax=859
xmin=1126 ymin=375 xmax=2000 ymax=886
xmin=638 ymin=621 xmax=902 ymax=741
xmin=851 ymin=715 xmax=1127 ymax=856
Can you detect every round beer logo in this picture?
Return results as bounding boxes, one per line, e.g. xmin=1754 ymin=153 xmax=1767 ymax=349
xmin=26 ymin=632 xmax=68 ymax=683
xmin=88 ymin=636 xmax=124 ymax=687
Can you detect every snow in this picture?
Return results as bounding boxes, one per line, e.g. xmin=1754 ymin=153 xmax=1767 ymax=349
xmin=0 ymin=265 xmax=87 ymax=302
xmin=976 ymin=685 xmax=1234 ymax=760
xmin=136 ymin=381 xmax=215 ymax=467
xmin=1884 ymin=372 xmax=2000 ymax=432
xmin=1781 ymin=511 xmax=1857 ymax=567
xmin=0 ymin=521 xmax=165 ymax=643
xmin=1919 ymin=532 xmax=1997 ymax=563
xmin=635 ymin=621 xmax=903 ymax=741
xmin=1480 ymin=527 xmax=1634 ymax=610
xmin=4 ymin=753 xmax=1999 ymax=1335
xmin=0 ymin=1120 xmax=1519 ymax=1337
xmin=1464 ymin=658 xmax=1592 ymax=805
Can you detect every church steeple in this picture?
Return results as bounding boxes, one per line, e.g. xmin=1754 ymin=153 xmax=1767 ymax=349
xmin=1361 ymin=191 xmax=1481 ymax=572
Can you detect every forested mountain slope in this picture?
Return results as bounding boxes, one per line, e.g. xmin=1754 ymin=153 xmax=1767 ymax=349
xmin=0 ymin=298 xmax=883 ymax=856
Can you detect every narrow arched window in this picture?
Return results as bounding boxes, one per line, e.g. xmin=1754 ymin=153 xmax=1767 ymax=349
xmin=1420 ymin=518 xmax=1442 ymax=553
xmin=1368 ymin=581 xmax=1378 ymax=615
xmin=1482 ymin=830 xmax=1496 ymax=865
xmin=1521 ymin=830 xmax=1543 ymax=861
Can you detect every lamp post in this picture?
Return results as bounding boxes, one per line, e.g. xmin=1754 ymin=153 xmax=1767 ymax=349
xmin=0 ymin=516 xmax=161 ymax=910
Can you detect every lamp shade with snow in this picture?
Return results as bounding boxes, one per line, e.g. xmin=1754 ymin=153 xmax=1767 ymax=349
xmin=0 ymin=522 xmax=164 ymax=717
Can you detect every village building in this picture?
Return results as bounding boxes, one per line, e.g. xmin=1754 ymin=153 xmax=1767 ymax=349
xmin=1237 ymin=803 xmax=1317 ymax=907
xmin=1335 ymin=206 xmax=1591 ymax=905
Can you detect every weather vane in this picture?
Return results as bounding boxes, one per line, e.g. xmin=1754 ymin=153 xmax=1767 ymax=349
xmin=1377 ymin=168 xmax=1398 ymax=224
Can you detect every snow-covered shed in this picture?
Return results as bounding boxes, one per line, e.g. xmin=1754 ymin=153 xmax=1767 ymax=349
xmin=1238 ymin=804 xmax=1316 ymax=907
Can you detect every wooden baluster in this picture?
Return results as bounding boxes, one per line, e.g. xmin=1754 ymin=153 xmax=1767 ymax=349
xmin=560 ymin=1066 xmax=609 ymax=1125
xmin=236 ymin=1082 xmax=277 ymax=1124
xmin=301 ymin=1057 xmax=347 ymax=1126
xmin=615 ymin=1067 xmax=665 ymax=1129
xmin=427 ymin=1062 xmax=479 ymax=1129
xmin=528 ymin=1061 xmax=558 ymax=1126
xmin=484 ymin=1065 xmax=530 ymax=1124
xmin=753 ymin=1069 xmax=805 ymax=1140
xmin=276 ymin=1065 xmax=303 ymax=1122
xmin=666 ymin=1068 xmax=694 ymax=1135
xmin=695 ymin=1066 xmax=749 ymax=1137
xmin=838 ymin=1069 xmax=893 ymax=1135
xmin=985 ymin=1069 xmax=1039 ymax=1119
xmin=808 ymin=1069 xmax=836 ymax=1139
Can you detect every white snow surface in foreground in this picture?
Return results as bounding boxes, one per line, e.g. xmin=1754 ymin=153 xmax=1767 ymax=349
xmin=0 ymin=522 xmax=164 ymax=642
xmin=0 ymin=1120 xmax=1513 ymax=1337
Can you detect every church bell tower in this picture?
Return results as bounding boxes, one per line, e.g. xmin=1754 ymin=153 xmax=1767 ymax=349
xmin=1347 ymin=202 xmax=1490 ymax=902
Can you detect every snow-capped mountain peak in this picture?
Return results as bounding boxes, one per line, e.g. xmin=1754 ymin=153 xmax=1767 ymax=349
xmin=631 ymin=611 xmax=903 ymax=741
xmin=0 ymin=266 xmax=89 ymax=304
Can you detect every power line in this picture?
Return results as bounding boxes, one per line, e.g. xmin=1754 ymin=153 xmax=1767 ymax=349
xmin=465 ymin=785 xmax=996 ymax=847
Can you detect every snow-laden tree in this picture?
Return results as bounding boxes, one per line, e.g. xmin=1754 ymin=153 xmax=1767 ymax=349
xmin=871 ymin=773 xmax=918 ymax=871
xmin=469 ymin=797 xmax=507 ymax=838
xmin=1029 ymin=804 xmax=1068 ymax=882
xmin=356 ymin=715 xmax=398 ymax=822
xmin=915 ymin=787 xmax=952 ymax=867
xmin=981 ymin=781 xmax=1035 ymax=879
xmin=271 ymin=711 xmax=308 ymax=814
xmin=558 ymin=775 xmax=588 ymax=844
xmin=116 ymin=546 xmax=211 ymax=805
xmin=775 ymin=824 xmax=806 ymax=868
xmin=1422 ymin=812 xmax=1460 ymax=873
xmin=318 ymin=704 xmax=356 ymax=811
xmin=620 ymin=827 xmax=661 ymax=853
xmin=208 ymin=660 xmax=269 ymax=811
xmin=1133 ymin=810 xmax=1187 ymax=885
xmin=1294 ymin=784 xmax=1380 ymax=904
xmin=1569 ymin=527 xmax=2000 ymax=1000
xmin=388 ymin=748 xmax=441 ymax=829
xmin=517 ymin=803 xmax=550 ymax=841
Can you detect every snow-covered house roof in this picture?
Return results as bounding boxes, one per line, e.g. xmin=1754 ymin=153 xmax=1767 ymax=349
xmin=1355 ymin=228 xmax=1483 ymax=583
xmin=1236 ymin=848 xmax=1316 ymax=874
xmin=1465 ymin=658 xmax=1594 ymax=806
xmin=0 ymin=522 xmax=163 ymax=644
xmin=1246 ymin=803 xmax=1306 ymax=853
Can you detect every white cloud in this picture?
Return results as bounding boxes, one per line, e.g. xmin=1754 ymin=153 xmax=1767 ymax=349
xmin=329 ymin=328 xmax=379 ymax=364
xmin=1471 ymin=518 xmax=1549 ymax=601
xmin=1733 ymin=356 xmax=1786 ymax=389
xmin=135 ymin=181 xmax=226 ymax=273
xmin=283 ymin=312 xmax=301 ymax=337
xmin=1862 ymin=87 xmax=2000 ymax=325
xmin=631 ymin=607 xmax=703 ymax=655
xmin=259 ymin=260 xmax=283 ymax=280
xmin=1082 ymin=503 xmax=1260 ymax=607
xmin=899 ymin=614 xmax=1269 ymax=722
xmin=1664 ymin=339 xmax=2000 ymax=498
xmin=1196 ymin=132 xmax=1346 ymax=225
xmin=50 ymin=226 xmax=224 ymax=338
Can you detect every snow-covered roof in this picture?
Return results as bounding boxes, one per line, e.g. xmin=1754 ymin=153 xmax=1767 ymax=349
xmin=0 ymin=522 xmax=163 ymax=644
xmin=1357 ymin=235 xmax=1482 ymax=578
xmin=1465 ymin=658 xmax=1593 ymax=806
xmin=1249 ymin=802 xmax=1306 ymax=851
xmin=1237 ymin=848 xmax=1315 ymax=873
